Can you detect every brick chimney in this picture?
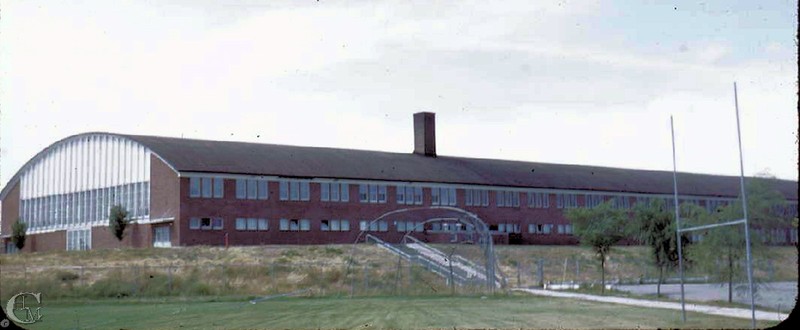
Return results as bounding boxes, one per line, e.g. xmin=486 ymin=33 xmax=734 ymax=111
xmin=413 ymin=112 xmax=436 ymax=157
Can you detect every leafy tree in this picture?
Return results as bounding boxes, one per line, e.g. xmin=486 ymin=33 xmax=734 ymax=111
xmin=565 ymin=201 xmax=629 ymax=294
xmin=108 ymin=205 xmax=129 ymax=241
xmin=633 ymin=199 xmax=690 ymax=297
xmin=11 ymin=219 xmax=27 ymax=251
xmin=687 ymin=178 xmax=787 ymax=303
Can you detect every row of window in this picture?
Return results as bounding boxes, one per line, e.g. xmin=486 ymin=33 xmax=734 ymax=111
xmin=359 ymin=184 xmax=388 ymax=204
xmin=396 ymin=185 xmax=424 ymax=205
xmin=67 ymin=229 xmax=91 ymax=251
xmin=188 ymin=216 xmax=576 ymax=236
xmin=21 ymin=182 xmax=150 ymax=231
xmin=431 ymin=187 xmax=457 ymax=206
xmin=189 ymin=177 xmax=224 ymax=198
xmin=185 ymin=177 xmax=797 ymax=217
xmin=497 ymin=191 xmax=521 ymax=208
xmin=321 ymin=183 xmax=350 ymax=202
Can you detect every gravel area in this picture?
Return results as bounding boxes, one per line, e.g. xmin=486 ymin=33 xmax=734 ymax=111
xmin=615 ymin=281 xmax=797 ymax=312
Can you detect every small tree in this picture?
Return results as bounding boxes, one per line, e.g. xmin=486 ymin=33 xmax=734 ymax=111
xmin=108 ymin=205 xmax=129 ymax=241
xmin=687 ymin=178 xmax=784 ymax=303
xmin=11 ymin=220 xmax=27 ymax=251
xmin=634 ymin=199 xmax=691 ymax=296
xmin=565 ymin=201 xmax=629 ymax=294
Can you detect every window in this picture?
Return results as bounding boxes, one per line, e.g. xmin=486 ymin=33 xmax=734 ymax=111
xmin=236 ymin=179 xmax=247 ymax=199
xmin=528 ymin=224 xmax=553 ymax=234
xmin=359 ymin=220 xmax=387 ymax=232
xmin=247 ymin=180 xmax=257 ymax=199
xmin=201 ymin=217 xmax=212 ymax=230
xmin=359 ymin=184 xmax=368 ymax=202
xmin=238 ymin=218 xmax=268 ymax=231
xmin=557 ymin=193 xmax=578 ymax=209
xmin=202 ymin=178 xmax=213 ymax=198
xmin=153 ymin=226 xmax=171 ymax=247
xmin=257 ymin=181 xmax=268 ymax=200
xmin=396 ymin=185 xmax=422 ymax=205
xmin=280 ymin=181 xmax=289 ymax=200
xmin=585 ymin=194 xmax=604 ymax=209
xmin=280 ymin=180 xmax=310 ymax=201
xmin=213 ymin=178 xmax=224 ymax=198
xmin=300 ymin=219 xmax=310 ymax=231
xmin=465 ymin=189 xmax=489 ymax=207
xmin=212 ymin=218 xmax=223 ymax=230
xmin=190 ymin=177 xmax=201 ymax=197
xmin=340 ymin=220 xmax=350 ymax=231
xmin=396 ymin=221 xmax=406 ymax=232
xmin=66 ymin=229 xmax=91 ymax=251
xmin=321 ymin=183 xmax=348 ymax=202
xmin=528 ymin=192 xmax=550 ymax=208
xmin=280 ymin=218 xmax=289 ymax=231
xmin=431 ymin=187 xmax=457 ymax=206
xmin=190 ymin=217 xmax=201 ymax=229
xmin=300 ymin=183 xmax=310 ymax=201
xmin=359 ymin=184 xmax=387 ymax=204
xmin=496 ymin=191 xmax=520 ymax=208
xmin=321 ymin=220 xmax=331 ymax=231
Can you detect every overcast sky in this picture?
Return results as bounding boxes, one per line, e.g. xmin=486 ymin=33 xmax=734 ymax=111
xmin=1 ymin=0 xmax=797 ymax=189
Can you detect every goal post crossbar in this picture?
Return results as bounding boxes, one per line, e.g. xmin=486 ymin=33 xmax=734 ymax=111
xmin=678 ymin=219 xmax=746 ymax=233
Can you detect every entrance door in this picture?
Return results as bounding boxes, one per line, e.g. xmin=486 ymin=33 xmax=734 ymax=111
xmin=153 ymin=226 xmax=171 ymax=247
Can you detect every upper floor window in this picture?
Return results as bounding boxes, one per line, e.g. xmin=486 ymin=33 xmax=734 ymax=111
xmin=527 ymin=192 xmax=550 ymax=208
xmin=321 ymin=183 xmax=349 ymax=202
xmin=190 ymin=177 xmax=224 ymax=199
xmin=496 ymin=190 xmax=520 ymax=208
xmin=359 ymin=184 xmax=387 ymax=204
xmin=465 ymin=189 xmax=489 ymax=207
xmin=556 ymin=193 xmax=578 ymax=209
xmin=584 ymin=194 xmax=604 ymax=209
xmin=610 ymin=195 xmax=630 ymax=209
xmin=396 ymin=185 xmax=423 ymax=205
xmin=431 ymin=187 xmax=457 ymax=206
xmin=279 ymin=180 xmax=310 ymax=201
xmin=236 ymin=179 xmax=268 ymax=200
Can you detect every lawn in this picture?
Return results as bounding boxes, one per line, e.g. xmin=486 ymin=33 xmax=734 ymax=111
xmin=21 ymin=294 xmax=779 ymax=329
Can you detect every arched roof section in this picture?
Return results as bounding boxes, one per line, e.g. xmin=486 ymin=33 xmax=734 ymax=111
xmin=0 ymin=132 xmax=176 ymax=200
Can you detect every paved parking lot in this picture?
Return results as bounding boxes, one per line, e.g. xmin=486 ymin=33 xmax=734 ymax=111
xmin=615 ymin=282 xmax=797 ymax=312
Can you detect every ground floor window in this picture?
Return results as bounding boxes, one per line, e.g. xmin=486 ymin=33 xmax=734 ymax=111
xmin=5 ymin=242 xmax=19 ymax=254
xmin=153 ymin=226 xmax=171 ymax=248
xmin=67 ymin=228 xmax=91 ymax=251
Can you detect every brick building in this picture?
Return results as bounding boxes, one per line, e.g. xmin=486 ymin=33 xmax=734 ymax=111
xmin=1 ymin=112 xmax=797 ymax=252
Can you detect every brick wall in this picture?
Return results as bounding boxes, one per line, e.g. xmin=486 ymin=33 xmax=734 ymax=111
xmin=178 ymin=180 xmax=581 ymax=246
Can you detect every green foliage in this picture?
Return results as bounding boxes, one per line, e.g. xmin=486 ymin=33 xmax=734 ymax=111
xmin=686 ymin=177 xmax=786 ymax=303
xmin=11 ymin=220 xmax=27 ymax=250
xmin=565 ymin=201 xmax=629 ymax=294
xmin=633 ymin=199 xmax=693 ymax=296
xmin=108 ymin=205 xmax=129 ymax=241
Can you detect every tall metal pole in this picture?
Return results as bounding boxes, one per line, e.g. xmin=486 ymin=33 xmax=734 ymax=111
xmin=734 ymin=82 xmax=757 ymax=329
xmin=671 ymin=116 xmax=687 ymax=322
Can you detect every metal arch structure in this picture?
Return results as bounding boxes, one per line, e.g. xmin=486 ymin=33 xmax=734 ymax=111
xmin=347 ymin=206 xmax=505 ymax=294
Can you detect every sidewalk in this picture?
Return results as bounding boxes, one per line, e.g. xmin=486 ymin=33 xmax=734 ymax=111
xmin=512 ymin=288 xmax=787 ymax=322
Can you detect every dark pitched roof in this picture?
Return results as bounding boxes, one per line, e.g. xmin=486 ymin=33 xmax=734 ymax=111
xmin=123 ymin=134 xmax=798 ymax=200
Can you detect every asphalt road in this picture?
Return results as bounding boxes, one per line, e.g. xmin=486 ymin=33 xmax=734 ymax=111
xmin=615 ymin=282 xmax=797 ymax=311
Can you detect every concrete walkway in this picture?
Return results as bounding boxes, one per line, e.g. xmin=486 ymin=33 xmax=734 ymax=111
xmin=512 ymin=288 xmax=787 ymax=322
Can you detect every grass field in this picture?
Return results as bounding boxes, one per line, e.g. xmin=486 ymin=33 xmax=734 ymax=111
xmin=20 ymin=294 xmax=780 ymax=329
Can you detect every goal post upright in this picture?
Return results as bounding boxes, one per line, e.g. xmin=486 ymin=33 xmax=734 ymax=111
xmin=671 ymin=82 xmax=757 ymax=328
